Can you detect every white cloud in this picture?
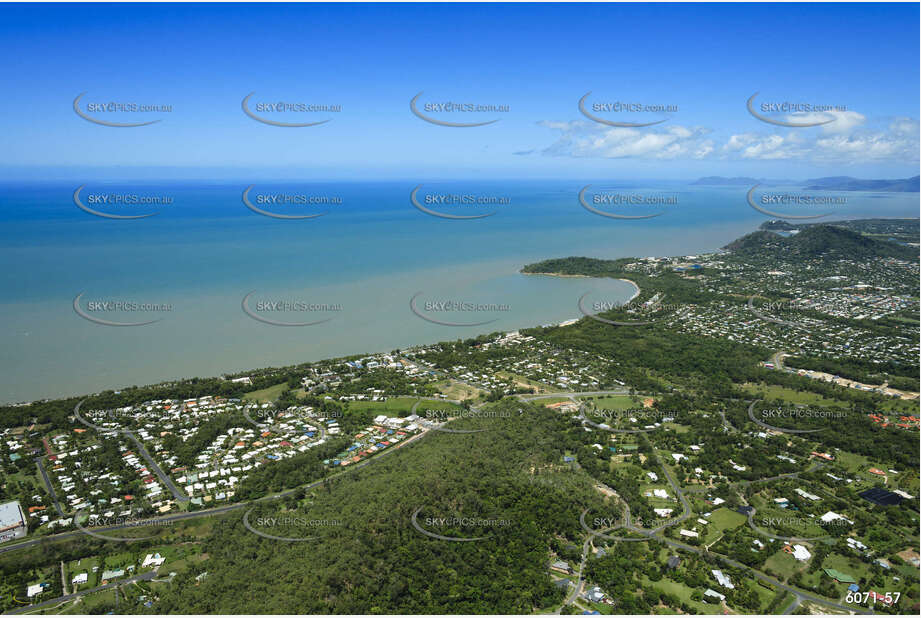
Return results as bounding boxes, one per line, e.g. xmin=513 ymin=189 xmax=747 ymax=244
xmin=537 ymin=120 xmax=712 ymax=160
xmin=534 ymin=111 xmax=918 ymax=164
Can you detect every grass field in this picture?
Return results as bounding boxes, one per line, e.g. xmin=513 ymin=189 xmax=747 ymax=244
xmin=346 ymin=397 xmax=465 ymax=419
xmin=741 ymin=383 xmax=845 ymax=406
xmin=431 ymin=379 xmax=486 ymax=401
xmin=703 ymin=507 xmax=747 ymax=543
xmin=764 ymin=549 xmax=805 ymax=583
xmin=582 ymin=394 xmax=650 ymax=411
xmin=642 ymin=575 xmax=714 ymax=614
xmin=242 ymin=382 xmax=288 ymax=403
xmin=494 ymin=371 xmax=559 ymax=393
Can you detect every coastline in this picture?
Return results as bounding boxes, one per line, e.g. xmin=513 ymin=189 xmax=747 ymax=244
xmin=520 ymin=271 xmax=590 ymax=278
xmin=618 ymin=278 xmax=641 ymax=302
xmin=522 ymin=270 xmax=641 ymax=302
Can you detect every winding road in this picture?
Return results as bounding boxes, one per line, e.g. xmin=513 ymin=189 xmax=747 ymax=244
xmin=4 ymin=571 xmax=157 ymax=615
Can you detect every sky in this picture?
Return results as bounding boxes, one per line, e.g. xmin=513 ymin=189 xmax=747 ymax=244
xmin=0 ymin=2 xmax=918 ymax=181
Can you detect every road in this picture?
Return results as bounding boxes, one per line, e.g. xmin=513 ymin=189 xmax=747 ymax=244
xmin=781 ymin=595 xmax=802 ymax=614
xmin=556 ymin=535 xmax=592 ymax=614
xmin=124 ymin=431 xmax=189 ymax=503
xmin=746 ymin=507 xmax=827 ymax=542
xmin=34 ymin=457 xmax=64 ymax=516
xmin=518 ymin=389 xmax=629 ymax=402
xmin=637 ymin=533 xmax=874 ymax=615
xmin=4 ymin=571 xmax=157 ymax=615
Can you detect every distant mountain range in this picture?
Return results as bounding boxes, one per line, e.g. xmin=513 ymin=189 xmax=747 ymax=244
xmin=693 ymin=175 xmax=919 ymax=191
xmin=692 ymin=176 xmax=766 ymax=186
xmin=723 ymin=224 xmax=917 ymax=260
xmin=802 ymin=175 xmax=920 ymax=191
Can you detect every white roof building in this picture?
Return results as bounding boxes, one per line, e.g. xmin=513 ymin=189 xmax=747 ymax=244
xmin=791 ymin=544 xmax=811 ymax=561
xmin=712 ymin=569 xmax=734 ymax=589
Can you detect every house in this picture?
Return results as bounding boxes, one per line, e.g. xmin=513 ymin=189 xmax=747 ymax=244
xmin=712 ymin=569 xmax=734 ymax=589
xmin=101 ymin=568 xmax=125 ymax=582
xmin=679 ymin=529 xmax=699 ymax=538
xmin=704 ymin=589 xmax=725 ymax=602
xmin=27 ymin=583 xmax=48 ymax=598
xmin=71 ymin=573 xmax=88 ymax=585
xmin=551 ymin=559 xmax=572 ymax=574
xmin=666 ymin=556 xmax=681 ymax=570
xmin=791 ymin=544 xmax=811 ymax=561
xmin=820 ymin=511 xmax=852 ymax=524
xmin=142 ymin=552 xmax=166 ymax=568
xmin=585 ymin=587 xmax=605 ymax=603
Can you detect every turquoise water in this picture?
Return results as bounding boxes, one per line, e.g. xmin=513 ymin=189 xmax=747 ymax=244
xmin=0 ymin=181 xmax=916 ymax=402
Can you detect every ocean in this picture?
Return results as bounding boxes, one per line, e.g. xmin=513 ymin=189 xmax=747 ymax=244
xmin=0 ymin=180 xmax=916 ymax=403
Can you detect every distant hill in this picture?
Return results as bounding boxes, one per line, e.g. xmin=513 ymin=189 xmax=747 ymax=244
xmin=691 ymin=176 xmax=762 ymax=186
xmin=692 ymin=175 xmax=919 ymax=192
xmin=802 ymin=175 xmax=919 ymax=192
xmin=758 ymin=219 xmax=797 ymax=231
xmin=723 ymin=224 xmax=917 ymax=260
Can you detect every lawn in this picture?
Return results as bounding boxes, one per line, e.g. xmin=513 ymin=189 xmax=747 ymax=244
xmin=763 ymin=549 xmax=804 ymax=583
xmin=431 ymin=379 xmax=487 ymax=401
xmin=703 ymin=508 xmax=747 ymax=543
xmin=641 ymin=575 xmax=713 ymax=614
xmin=582 ymin=394 xmax=651 ymax=411
xmin=740 ymin=383 xmax=845 ymax=406
xmin=495 ymin=371 xmax=559 ymax=393
xmin=65 ymin=556 xmax=100 ymax=590
xmin=821 ymin=553 xmax=872 ymax=585
xmin=242 ymin=382 xmax=288 ymax=403
xmin=347 ymin=397 xmax=464 ymax=417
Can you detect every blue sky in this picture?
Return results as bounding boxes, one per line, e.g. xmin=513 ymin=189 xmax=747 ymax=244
xmin=1 ymin=2 xmax=918 ymax=180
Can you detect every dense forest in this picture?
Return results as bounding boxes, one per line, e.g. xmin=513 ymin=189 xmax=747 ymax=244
xmin=145 ymin=400 xmax=616 ymax=613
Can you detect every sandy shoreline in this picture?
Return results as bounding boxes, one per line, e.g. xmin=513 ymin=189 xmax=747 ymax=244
xmin=523 ymin=271 xmax=641 ymax=302
xmin=617 ymin=278 xmax=641 ymax=302
xmin=521 ymin=271 xmax=590 ymax=278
